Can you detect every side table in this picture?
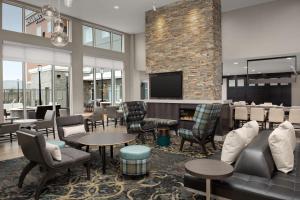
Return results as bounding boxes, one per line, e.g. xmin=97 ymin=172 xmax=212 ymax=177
xmin=185 ymin=159 xmax=233 ymax=200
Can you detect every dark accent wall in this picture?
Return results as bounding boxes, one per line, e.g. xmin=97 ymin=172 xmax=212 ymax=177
xmin=226 ymin=74 xmax=292 ymax=106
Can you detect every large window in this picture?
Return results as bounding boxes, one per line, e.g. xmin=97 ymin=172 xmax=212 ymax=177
xmin=83 ymin=26 xmax=93 ymax=46
xmin=2 ymin=61 xmax=70 ymax=119
xmin=82 ymin=25 xmax=123 ymax=52
xmin=2 ymin=2 xmax=71 ymax=40
xmin=2 ymin=3 xmax=22 ymax=32
xmin=83 ymin=67 xmax=122 ymax=111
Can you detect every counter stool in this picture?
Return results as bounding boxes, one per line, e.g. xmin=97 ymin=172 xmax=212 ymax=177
xmin=120 ymin=145 xmax=151 ymax=176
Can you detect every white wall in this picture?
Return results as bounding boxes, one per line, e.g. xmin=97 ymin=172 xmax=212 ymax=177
xmin=135 ymin=33 xmax=146 ymax=71
xmin=222 ymin=0 xmax=300 ymax=60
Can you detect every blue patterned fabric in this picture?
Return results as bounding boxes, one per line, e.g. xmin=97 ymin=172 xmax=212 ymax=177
xmin=120 ymin=145 xmax=151 ymax=160
xmin=120 ymin=158 xmax=150 ymax=176
xmin=47 ymin=140 xmax=65 ymax=148
xmin=179 ymin=104 xmax=222 ymax=141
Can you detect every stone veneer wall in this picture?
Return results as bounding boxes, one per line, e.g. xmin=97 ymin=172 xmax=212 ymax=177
xmin=146 ymin=0 xmax=222 ymax=100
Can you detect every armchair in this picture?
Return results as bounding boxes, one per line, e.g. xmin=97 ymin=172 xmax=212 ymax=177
xmin=56 ymin=115 xmax=89 ymax=149
xmin=32 ymin=110 xmax=56 ymax=139
xmin=0 ymin=123 xmax=20 ymax=143
xmin=122 ymin=101 xmax=156 ymax=143
xmin=106 ymin=106 xmax=119 ymax=127
xmin=178 ymin=103 xmax=222 ymax=155
xmin=17 ymin=129 xmax=91 ymax=200
xmin=86 ymin=107 xmax=105 ymax=131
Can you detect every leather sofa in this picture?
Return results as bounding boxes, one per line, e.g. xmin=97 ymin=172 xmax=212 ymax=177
xmin=184 ymin=130 xmax=300 ymax=200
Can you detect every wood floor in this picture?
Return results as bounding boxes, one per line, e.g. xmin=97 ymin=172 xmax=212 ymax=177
xmin=0 ymin=123 xmax=127 ymax=161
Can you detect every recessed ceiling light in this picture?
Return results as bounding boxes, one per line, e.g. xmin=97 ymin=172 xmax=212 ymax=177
xmin=286 ymin=57 xmax=292 ymax=60
xmin=243 ymin=66 xmax=247 ymax=69
xmin=258 ymin=72 xmax=262 ymax=74
xmin=251 ymin=69 xmax=256 ymax=72
xmin=114 ymin=5 xmax=119 ymax=10
xmin=234 ymin=62 xmax=239 ymax=65
xmin=290 ymin=66 xmax=294 ymax=69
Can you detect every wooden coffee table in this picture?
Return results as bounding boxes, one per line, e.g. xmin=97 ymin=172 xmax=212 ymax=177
xmin=77 ymin=133 xmax=136 ymax=174
xmin=185 ymin=159 xmax=233 ymax=200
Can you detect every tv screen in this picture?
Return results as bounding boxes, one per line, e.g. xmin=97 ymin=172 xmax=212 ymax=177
xmin=150 ymin=71 xmax=183 ymax=99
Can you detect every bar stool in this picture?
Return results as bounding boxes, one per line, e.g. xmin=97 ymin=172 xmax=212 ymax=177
xmin=268 ymin=108 xmax=284 ymax=129
xmin=250 ymin=107 xmax=266 ymax=129
xmin=234 ymin=106 xmax=249 ymax=128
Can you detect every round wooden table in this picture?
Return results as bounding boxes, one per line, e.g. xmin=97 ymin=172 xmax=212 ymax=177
xmin=77 ymin=133 xmax=136 ymax=174
xmin=185 ymin=159 xmax=233 ymax=200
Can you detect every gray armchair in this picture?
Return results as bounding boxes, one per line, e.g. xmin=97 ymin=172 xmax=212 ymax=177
xmin=56 ymin=115 xmax=89 ymax=149
xmin=17 ymin=129 xmax=91 ymax=200
xmin=106 ymin=106 xmax=119 ymax=127
xmin=0 ymin=123 xmax=20 ymax=143
xmin=86 ymin=107 xmax=105 ymax=131
xmin=32 ymin=110 xmax=56 ymax=139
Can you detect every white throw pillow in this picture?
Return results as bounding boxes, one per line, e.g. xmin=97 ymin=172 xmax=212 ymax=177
xmin=63 ymin=124 xmax=86 ymax=137
xmin=279 ymin=121 xmax=296 ymax=150
xmin=46 ymin=142 xmax=62 ymax=161
xmin=268 ymin=128 xmax=294 ymax=173
xmin=242 ymin=121 xmax=259 ymax=145
xmin=221 ymin=130 xmax=247 ymax=164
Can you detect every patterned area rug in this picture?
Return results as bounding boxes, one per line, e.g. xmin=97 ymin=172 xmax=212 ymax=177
xmin=0 ymin=135 xmax=221 ymax=200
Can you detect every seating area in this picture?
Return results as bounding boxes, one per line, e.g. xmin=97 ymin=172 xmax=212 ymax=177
xmin=0 ymin=0 xmax=300 ymax=200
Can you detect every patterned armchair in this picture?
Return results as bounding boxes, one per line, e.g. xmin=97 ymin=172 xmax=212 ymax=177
xmin=178 ymin=103 xmax=223 ymax=155
xmin=121 ymin=101 xmax=156 ymax=143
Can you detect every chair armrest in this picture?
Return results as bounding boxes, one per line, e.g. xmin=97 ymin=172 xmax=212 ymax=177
xmin=34 ymin=120 xmax=53 ymax=129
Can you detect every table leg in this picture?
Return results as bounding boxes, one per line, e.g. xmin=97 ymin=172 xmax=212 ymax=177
xmin=101 ymin=146 xmax=106 ymax=174
xmin=110 ymin=145 xmax=113 ymax=158
xmin=206 ymin=178 xmax=211 ymax=200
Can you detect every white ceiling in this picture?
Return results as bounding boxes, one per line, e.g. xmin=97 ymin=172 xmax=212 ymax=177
xmin=22 ymin=0 xmax=278 ymax=34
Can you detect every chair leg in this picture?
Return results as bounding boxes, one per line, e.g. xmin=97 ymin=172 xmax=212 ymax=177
xmin=10 ymin=133 xmax=13 ymax=143
xmin=35 ymin=170 xmax=54 ymax=200
xmin=18 ymin=161 xmax=37 ymax=188
xmin=86 ymin=161 xmax=91 ymax=180
xmin=107 ymin=119 xmax=109 ymax=126
xmin=102 ymin=120 xmax=105 ymax=130
xmin=86 ymin=146 xmax=90 ymax=152
xmin=190 ymin=142 xmax=193 ymax=146
xmin=91 ymin=123 xmax=94 ymax=132
xmin=53 ymin=127 xmax=55 ymax=139
xmin=180 ymin=139 xmax=185 ymax=151
xmin=211 ymin=139 xmax=217 ymax=150
xmin=46 ymin=128 xmax=48 ymax=137
xmin=201 ymin=143 xmax=208 ymax=156
xmin=114 ymin=118 xmax=117 ymax=128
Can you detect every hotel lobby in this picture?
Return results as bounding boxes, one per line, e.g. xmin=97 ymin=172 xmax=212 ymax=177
xmin=0 ymin=0 xmax=300 ymax=199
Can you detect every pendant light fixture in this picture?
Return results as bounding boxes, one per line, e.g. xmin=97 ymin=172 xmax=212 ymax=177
xmin=41 ymin=0 xmax=58 ymax=21
xmin=51 ymin=0 xmax=69 ymax=47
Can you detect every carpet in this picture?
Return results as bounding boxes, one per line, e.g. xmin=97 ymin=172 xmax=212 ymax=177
xmin=0 ymin=136 xmax=221 ymax=200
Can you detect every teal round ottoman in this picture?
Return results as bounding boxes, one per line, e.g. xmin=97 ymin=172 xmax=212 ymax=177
xmin=120 ymin=145 xmax=151 ymax=176
xmin=47 ymin=140 xmax=65 ymax=149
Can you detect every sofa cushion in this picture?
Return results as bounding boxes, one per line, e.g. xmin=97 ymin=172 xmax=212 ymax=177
xmin=242 ymin=120 xmax=259 ymax=145
xmin=279 ymin=121 xmax=296 ymax=150
xmin=269 ymin=127 xmax=294 ymax=173
xmin=234 ymin=130 xmax=275 ymax=178
xmin=221 ymin=129 xmax=247 ymax=164
xmin=46 ymin=142 xmax=62 ymax=161
xmin=63 ymin=124 xmax=86 ymax=137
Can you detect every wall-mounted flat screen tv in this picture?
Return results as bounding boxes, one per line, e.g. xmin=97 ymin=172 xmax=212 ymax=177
xmin=149 ymin=71 xmax=183 ymax=99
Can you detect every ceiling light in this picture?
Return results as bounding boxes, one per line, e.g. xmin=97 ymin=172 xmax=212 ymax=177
xmin=114 ymin=5 xmax=119 ymax=10
xmin=41 ymin=5 xmax=58 ymax=21
xmin=290 ymin=66 xmax=295 ymax=69
xmin=243 ymin=66 xmax=248 ymax=69
xmin=258 ymin=72 xmax=262 ymax=74
xmin=286 ymin=57 xmax=293 ymax=60
xmin=234 ymin=62 xmax=239 ymax=65
xmin=251 ymin=69 xmax=256 ymax=72
xmin=51 ymin=32 xmax=68 ymax=47
xmin=64 ymin=0 xmax=73 ymax=7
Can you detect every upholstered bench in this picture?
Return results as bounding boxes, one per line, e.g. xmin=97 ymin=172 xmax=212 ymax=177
xmin=47 ymin=140 xmax=65 ymax=148
xmin=144 ymin=118 xmax=178 ymax=134
xmin=119 ymin=145 xmax=151 ymax=176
